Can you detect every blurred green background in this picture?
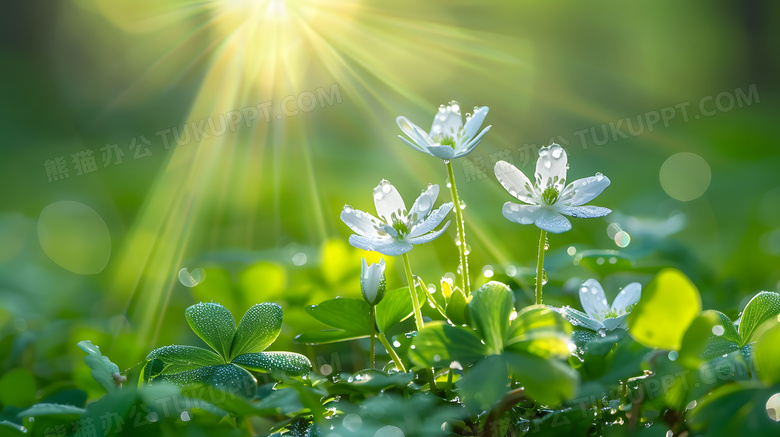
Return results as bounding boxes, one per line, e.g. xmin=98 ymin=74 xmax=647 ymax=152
xmin=1 ymin=0 xmax=779 ymax=399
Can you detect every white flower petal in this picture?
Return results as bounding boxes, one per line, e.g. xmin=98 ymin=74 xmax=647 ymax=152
xmin=397 ymin=135 xmax=432 ymax=155
xmin=501 ymin=202 xmax=541 ymax=225
xmin=455 ymin=125 xmax=491 ymax=157
xmin=340 ymin=206 xmax=383 ymax=237
xmin=407 ymin=184 xmax=440 ymax=226
xmin=349 ymin=234 xmax=412 ymax=256
xmin=563 ymin=175 xmax=611 ymax=206
xmin=534 ymin=208 xmax=572 ymax=233
xmin=611 ymin=283 xmax=641 ymax=313
xmin=361 ymin=258 xmax=386 ymax=305
xmin=373 ymin=180 xmax=406 ymax=223
xmin=579 ymin=279 xmax=610 ymax=321
xmin=494 ymin=161 xmax=537 ymax=204
xmin=558 ymin=205 xmax=611 ymax=219
xmin=463 ymin=106 xmax=489 ymax=139
xmin=408 ymin=202 xmax=454 ymax=238
xmin=396 ymin=116 xmax=433 ymax=150
xmin=535 ymin=144 xmax=568 ymax=191
xmin=558 ymin=307 xmax=605 ymax=331
xmin=602 ymin=314 xmax=629 ymax=331
xmin=426 ymin=145 xmax=457 ymax=160
xmin=429 ymin=104 xmax=463 ymax=138
xmin=407 ymin=220 xmax=451 ymax=245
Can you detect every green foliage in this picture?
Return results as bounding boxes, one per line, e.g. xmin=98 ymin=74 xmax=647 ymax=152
xmin=627 ymin=268 xmax=701 ymax=350
xmin=142 ymin=303 xmax=311 ymax=398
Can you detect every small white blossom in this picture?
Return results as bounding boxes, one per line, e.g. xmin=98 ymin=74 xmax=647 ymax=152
xmin=396 ymin=101 xmax=491 ymax=160
xmin=558 ymin=279 xmax=642 ymax=331
xmin=494 ymin=143 xmax=611 ymax=233
xmin=341 ymin=180 xmax=453 ymax=256
xmin=360 ymin=258 xmax=386 ymax=306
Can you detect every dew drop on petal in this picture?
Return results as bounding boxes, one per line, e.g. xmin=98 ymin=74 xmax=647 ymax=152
xmin=344 ymin=205 xmax=354 ymax=213
xmin=444 ymin=160 xmax=450 ymax=165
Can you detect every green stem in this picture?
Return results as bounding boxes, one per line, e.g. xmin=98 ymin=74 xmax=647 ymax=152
xmin=402 ymin=252 xmax=424 ymax=331
xmin=535 ymin=229 xmax=547 ymax=305
xmin=445 ymin=161 xmax=470 ymax=295
xmin=416 ymin=276 xmax=448 ymax=320
xmin=377 ymin=333 xmax=406 ymax=372
xmin=369 ymin=306 xmax=376 ymax=368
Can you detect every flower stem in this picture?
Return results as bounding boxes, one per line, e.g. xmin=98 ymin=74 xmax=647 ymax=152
xmin=445 ymin=161 xmax=470 ymax=295
xmin=377 ymin=332 xmax=406 ymax=372
xmin=369 ymin=306 xmax=376 ymax=368
xmin=536 ymin=229 xmax=547 ymax=305
xmin=402 ymin=252 xmax=424 ymax=331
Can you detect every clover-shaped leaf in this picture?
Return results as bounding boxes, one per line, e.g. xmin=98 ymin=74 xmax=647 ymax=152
xmin=231 ymin=303 xmax=283 ymax=359
xmin=144 ymin=302 xmax=311 ymax=397
xmin=185 ymin=302 xmax=237 ymax=359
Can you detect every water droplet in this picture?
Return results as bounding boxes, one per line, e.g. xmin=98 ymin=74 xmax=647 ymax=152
xmin=464 ymin=244 xmax=472 ymax=255
xmin=179 ymin=268 xmax=205 ymax=287
xmin=668 ymin=351 xmax=679 ymax=361
xmin=443 ymin=160 xmax=450 ymax=165
xmin=505 ymin=265 xmax=517 ymax=276
xmin=292 ymin=252 xmax=307 ymax=266
xmin=393 ymin=340 xmax=401 ymax=348
xmin=567 ymin=246 xmax=576 ymax=256
xmin=596 ymin=257 xmax=605 ymax=265
xmin=552 ymin=148 xmax=563 ymax=159
xmin=535 ymin=269 xmax=548 ymax=285
xmin=344 ymin=205 xmax=354 ymax=213
xmin=614 ymin=231 xmax=631 ymax=248
xmin=482 ymin=265 xmax=494 ymax=278
xmin=459 ymin=201 xmax=467 ymax=210
xmin=382 ymin=182 xmax=392 ymax=193
xmin=608 ymin=257 xmax=617 ymax=264
xmin=712 ymin=325 xmax=725 ymax=336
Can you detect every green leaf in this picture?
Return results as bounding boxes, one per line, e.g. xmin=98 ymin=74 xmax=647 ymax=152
xmin=77 ymin=340 xmax=122 ymax=394
xmin=293 ymin=330 xmax=368 ymax=345
xmin=445 ymin=286 xmax=470 ymax=326
xmin=145 ymin=345 xmax=225 ymax=375
xmin=375 ymin=286 xmax=423 ymax=333
xmin=754 ymin=318 xmax=780 ymax=385
xmin=504 ymin=351 xmax=579 ymax=405
xmin=738 ymin=291 xmax=780 ymax=345
xmin=687 ymin=383 xmax=780 ymax=436
xmin=232 ymin=352 xmax=311 ymax=378
xmin=326 ymin=370 xmax=414 ymax=395
xmin=627 ymin=268 xmax=701 ymax=350
xmin=154 ymin=364 xmax=258 ymax=398
xmin=505 ymin=305 xmax=572 ymax=359
xmin=409 ymin=322 xmax=486 ymax=368
xmin=185 ymin=302 xmax=237 ymax=359
xmin=678 ymin=310 xmax=740 ymax=368
xmin=0 ymin=421 xmax=26 ymax=436
xmin=306 ymin=298 xmax=371 ymax=333
xmin=231 ymin=303 xmax=283 ymax=359
xmin=456 ymin=355 xmax=510 ymax=411
xmin=16 ymin=403 xmax=86 ymax=418
xmin=468 ymin=281 xmax=513 ymax=355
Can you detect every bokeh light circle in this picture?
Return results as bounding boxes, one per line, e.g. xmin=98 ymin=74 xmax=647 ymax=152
xmin=659 ymin=152 xmax=711 ymax=201
xmin=37 ymin=201 xmax=111 ymax=275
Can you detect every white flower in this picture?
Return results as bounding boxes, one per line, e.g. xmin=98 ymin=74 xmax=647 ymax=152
xmin=396 ymin=101 xmax=491 ymax=160
xmin=494 ymin=143 xmax=611 ymax=233
xmin=360 ymin=258 xmax=386 ymax=306
xmin=341 ymin=180 xmax=453 ymax=256
xmin=558 ymin=279 xmax=642 ymax=331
